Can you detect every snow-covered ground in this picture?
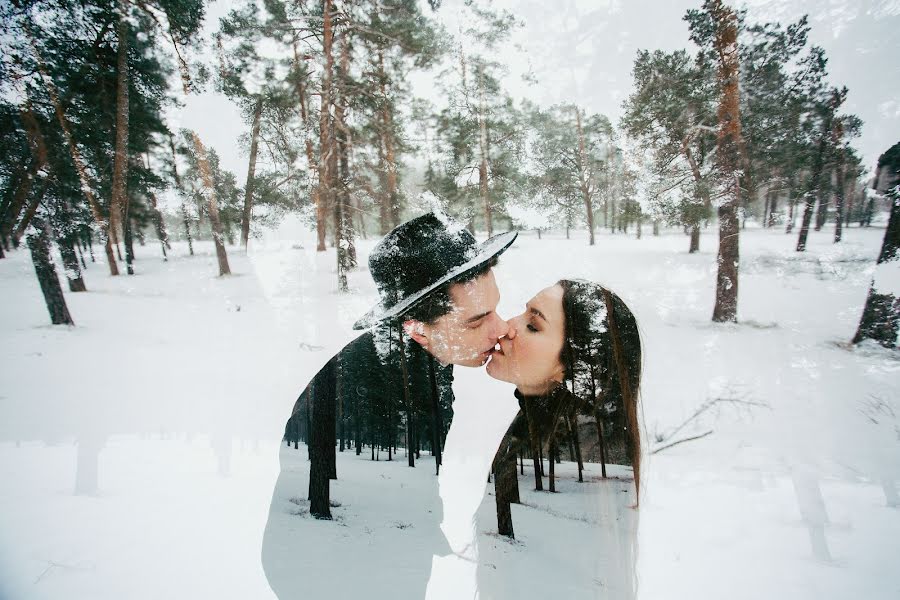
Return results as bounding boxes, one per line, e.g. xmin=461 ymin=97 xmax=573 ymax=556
xmin=1 ymin=220 xmax=898 ymax=599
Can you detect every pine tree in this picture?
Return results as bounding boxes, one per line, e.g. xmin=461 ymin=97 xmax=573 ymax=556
xmin=622 ymin=49 xmax=716 ymax=252
xmin=528 ymin=104 xmax=616 ymax=245
xmin=429 ymin=3 xmax=523 ymax=234
xmin=175 ymin=130 xmax=243 ymax=262
xmin=685 ymin=0 xmax=746 ymax=323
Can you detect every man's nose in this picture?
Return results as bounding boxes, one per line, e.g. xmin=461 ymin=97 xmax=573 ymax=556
xmin=491 ymin=313 xmax=510 ymax=339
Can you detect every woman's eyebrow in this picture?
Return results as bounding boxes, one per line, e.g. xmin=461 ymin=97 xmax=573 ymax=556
xmin=527 ymin=304 xmax=548 ymax=323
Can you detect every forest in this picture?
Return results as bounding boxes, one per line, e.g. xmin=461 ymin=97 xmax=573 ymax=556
xmin=1 ymin=1 xmax=899 ymax=598
xmin=2 ymin=0 xmax=897 ymax=344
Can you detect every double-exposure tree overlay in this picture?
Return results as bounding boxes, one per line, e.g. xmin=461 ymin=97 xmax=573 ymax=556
xmin=0 ymin=1 xmax=897 ymax=599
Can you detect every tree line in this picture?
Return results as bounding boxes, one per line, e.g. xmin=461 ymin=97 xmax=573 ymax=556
xmin=1 ymin=0 xmax=896 ymax=345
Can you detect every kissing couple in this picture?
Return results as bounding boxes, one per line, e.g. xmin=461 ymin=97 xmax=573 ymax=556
xmin=262 ymin=212 xmax=643 ymax=600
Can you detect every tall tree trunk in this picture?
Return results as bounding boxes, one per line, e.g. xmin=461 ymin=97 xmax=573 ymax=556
xmin=575 ymin=108 xmax=595 ymax=246
xmin=123 ymin=192 xmax=135 ymax=275
xmin=609 ymin=197 xmax=616 ymax=234
xmin=798 ymin=93 xmax=840 ymax=251
xmin=833 ymin=125 xmax=846 ymax=244
xmin=813 ymin=199 xmax=828 ymax=231
xmin=377 ymin=135 xmax=391 ymax=235
xmin=337 ymin=358 xmax=345 ymax=453
xmin=375 ymin=48 xmax=400 ymax=234
xmin=863 ymin=196 xmax=875 ymax=227
xmin=143 ymin=153 xmax=170 ymax=259
xmin=85 ymin=230 xmax=95 ymax=262
xmin=190 ymin=133 xmax=231 ymax=275
xmin=181 ymin=207 xmax=193 ymax=254
xmin=354 ymin=195 xmax=367 ymax=239
xmin=710 ymin=1 xmax=743 ymax=324
xmin=768 ymin=188 xmax=778 ymax=228
xmin=493 ymin=429 xmax=518 ymax=538
xmin=112 ymin=1 xmax=131 ymax=273
xmin=814 ymin=194 xmax=828 ymax=231
xmin=31 ymin=44 xmax=118 ymax=275
xmin=355 ymin=382 xmax=362 ymax=456
xmin=334 ymin=35 xmax=356 ymax=292
xmin=796 ymin=169 xmax=824 ymax=252
xmin=58 ymin=226 xmax=87 ymax=292
xmin=523 ymin=399 xmax=543 ymax=491
xmin=241 ymin=97 xmax=263 ymax=251
xmin=291 ymin=39 xmax=325 ymax=252
xmin=27 ymin=216 xmax=74 ymax=325
xmin=148 ymin=191 xmax=168 ymax=260
xmin=844 ymin=186 xmax=855 ymax=228
xmin=168 ymin=136 xmax=194 ymax=255
xmin=477 ymin=66 xmax=493 ymax=238
xmin=415 ymin=415 xmax=421 ymax=459
xmin=548 ymin=435 xmax=556 ymax=492
xmin=318 ymin=0 xmax=336 ymax=257
xmin=428 ymin=357 xmax=444 ymax=475
xmin=397 ymin=331 xmax=415 ymax=468
xmin=567 ymin=412 xmax=584 ymax=482
xmin=682 ymin=143 xmax=709 ymax=253
xmin=308 ymin=360 xmax=335 ymax=519
xmin=594 ymin=406 xmax=608 ymax=478
xmin=786 ymin=188 xmax=796 ymax=234
xmin=539 ymin=444 xmax=545 ymax=476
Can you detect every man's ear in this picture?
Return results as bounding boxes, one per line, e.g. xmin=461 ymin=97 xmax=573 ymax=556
xmin=403 ymin=319 xmax=429 ymax=347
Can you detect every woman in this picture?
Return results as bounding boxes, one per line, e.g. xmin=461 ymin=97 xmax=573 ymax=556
xmin=476 ymin=279 xmax=643 ymax=599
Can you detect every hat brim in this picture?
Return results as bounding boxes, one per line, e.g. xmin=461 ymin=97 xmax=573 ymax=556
xmin=352 ymin=230 xmax=518 ymax=330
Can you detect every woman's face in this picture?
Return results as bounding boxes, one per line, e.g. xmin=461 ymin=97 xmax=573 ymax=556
xmin=486 ymin=284 xmax=566 ymax=394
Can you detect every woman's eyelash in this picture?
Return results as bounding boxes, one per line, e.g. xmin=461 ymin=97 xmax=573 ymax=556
xmin=526 ymin=323 xmax=538 ymax=333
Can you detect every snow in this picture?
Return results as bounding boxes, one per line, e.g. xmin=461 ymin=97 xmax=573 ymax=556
xmin=1 ymin=220 xmax=899 ymax=599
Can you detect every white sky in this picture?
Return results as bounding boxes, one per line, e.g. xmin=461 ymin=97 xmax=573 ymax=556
xmin=175 ymin=0 xmax=900 ymax=190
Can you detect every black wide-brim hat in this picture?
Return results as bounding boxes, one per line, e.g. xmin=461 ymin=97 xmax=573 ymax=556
xmin=353 ymin=212 xmax=517 ymax=330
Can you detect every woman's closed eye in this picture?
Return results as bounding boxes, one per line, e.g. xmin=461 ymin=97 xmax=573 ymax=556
xmin=526 ymin=321 xmax=539 ymax=333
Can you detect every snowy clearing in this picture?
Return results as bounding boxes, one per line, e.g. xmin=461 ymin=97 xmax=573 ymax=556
xmin=1 ymin=221 xmax=899 ymax=599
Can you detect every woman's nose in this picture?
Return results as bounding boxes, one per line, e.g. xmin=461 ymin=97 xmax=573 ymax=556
xmin=505 ymin=317 xmax=520 ymax=340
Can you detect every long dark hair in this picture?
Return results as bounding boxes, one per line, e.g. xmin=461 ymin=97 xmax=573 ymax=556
xmin=558 ymin=279 xmax=643 ymax=502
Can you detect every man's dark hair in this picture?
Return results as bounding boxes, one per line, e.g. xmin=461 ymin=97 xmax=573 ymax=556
xmin=401 ymin=256 xmax=499 ymax=324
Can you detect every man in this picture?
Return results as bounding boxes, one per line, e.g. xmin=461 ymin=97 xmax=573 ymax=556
xmin=262 ymin=212 xmax=516 ymax=600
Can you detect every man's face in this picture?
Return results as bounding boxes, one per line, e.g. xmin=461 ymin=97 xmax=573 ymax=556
xmin=406 ymin=270 xmax=508 ymax=367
